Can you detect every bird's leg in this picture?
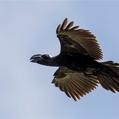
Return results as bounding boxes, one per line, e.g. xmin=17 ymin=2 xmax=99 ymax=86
xmin=84 ymin=72 xmax=93 ymax=76
xmin=80 ymin=67 xmax=94 ymax=76
xmin=84 ymin=67 xmax=97 ymax=76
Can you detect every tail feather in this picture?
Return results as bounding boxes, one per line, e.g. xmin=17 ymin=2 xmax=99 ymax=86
xmin=97 ymin=61 xmax=119 ymax=92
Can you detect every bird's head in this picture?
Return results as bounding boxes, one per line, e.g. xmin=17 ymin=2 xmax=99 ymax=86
xmin=30 ymin=54 xmax=51 ymax=66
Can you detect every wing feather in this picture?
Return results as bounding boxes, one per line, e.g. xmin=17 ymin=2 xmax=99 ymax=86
xmin=56 ymin=24 xmax=61 ymax=34
xmin=60 ymin=18 xmax=68 ymax=31
xmin=65 ymin=21 xmax=74 ymax=30
xmin=52 ymin=67 xmax=98 ymax=101
xmin=70 ymin=26 xmax=79 ymax=30
xmin=56 ymin=18 xmax=103 ymax=60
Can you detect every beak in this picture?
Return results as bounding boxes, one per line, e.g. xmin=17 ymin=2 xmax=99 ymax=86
xmin=30 ymin=54 xmax=42 ymax=63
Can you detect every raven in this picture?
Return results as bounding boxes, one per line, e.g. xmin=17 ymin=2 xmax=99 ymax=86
xmin=30 ymin=18 xmax=119 ymax=101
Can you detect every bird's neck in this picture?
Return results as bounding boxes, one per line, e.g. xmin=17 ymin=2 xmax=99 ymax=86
xmin=47 ymin=54 xmax=72 ymax=67
xmin=46 ymin=55 xmax=61 ymax=67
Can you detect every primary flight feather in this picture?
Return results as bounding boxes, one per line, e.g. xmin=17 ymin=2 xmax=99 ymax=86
xmin=30 ymin=18 xmax=119 ymax=101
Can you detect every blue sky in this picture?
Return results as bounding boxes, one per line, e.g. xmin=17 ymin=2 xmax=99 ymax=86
xmin=0 ymin=1 xmax=119 ymax=119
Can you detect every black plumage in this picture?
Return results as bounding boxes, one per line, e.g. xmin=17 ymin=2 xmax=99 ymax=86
xmin=30 ymin=18 xmax=119 ymax=101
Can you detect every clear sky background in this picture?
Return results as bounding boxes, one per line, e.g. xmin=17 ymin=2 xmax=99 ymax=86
xmin=0 ymin=1 xmax=119 ymax=119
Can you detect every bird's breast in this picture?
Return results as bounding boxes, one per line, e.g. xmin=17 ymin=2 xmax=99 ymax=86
xmin=58 ymin=54 xmax=101 ymax=70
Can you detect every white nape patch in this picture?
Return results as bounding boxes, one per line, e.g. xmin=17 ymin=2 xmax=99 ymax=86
xmin=49 ymin=54 xmax=53 ymax=58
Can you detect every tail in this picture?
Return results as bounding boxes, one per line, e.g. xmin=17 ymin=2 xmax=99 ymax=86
xmin=96 ymin=61 xmax=119 ymax=92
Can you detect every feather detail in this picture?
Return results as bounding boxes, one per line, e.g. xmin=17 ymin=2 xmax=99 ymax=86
xmin=56 ymin=18 xmax=103 ymax=60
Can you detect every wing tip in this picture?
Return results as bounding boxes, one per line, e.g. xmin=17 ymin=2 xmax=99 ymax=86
xmin=56 ymin=18 xmax=80 ymax=34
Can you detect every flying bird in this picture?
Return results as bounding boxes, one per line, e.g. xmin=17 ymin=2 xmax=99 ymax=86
xmin=30 ymin=18 xmax=119 ymax=101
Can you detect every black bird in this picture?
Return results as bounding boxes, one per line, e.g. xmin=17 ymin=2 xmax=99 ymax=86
xmin=30 ymin=18 xmax=119 ymax=101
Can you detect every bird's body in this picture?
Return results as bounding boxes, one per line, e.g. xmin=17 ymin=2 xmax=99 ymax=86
xmin=30 ymin=18 xmax=119 ymax=101
xmin=52 ymin=53 xmax=101 ymax=69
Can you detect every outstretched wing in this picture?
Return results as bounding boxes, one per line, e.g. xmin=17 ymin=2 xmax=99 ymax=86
xmin=56 ymin=18 xmax=103 ymax=60
xmin=52 ymin=67 xmax=98 ymax=101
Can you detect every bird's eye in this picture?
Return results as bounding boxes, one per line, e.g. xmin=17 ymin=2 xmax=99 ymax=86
xmin=42 ymin=54 xmax=50 ymax=59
